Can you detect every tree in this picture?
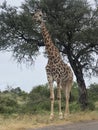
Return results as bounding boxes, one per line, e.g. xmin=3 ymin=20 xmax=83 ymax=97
xmin=0 ymin=1 xmax=40 ymax=63
xmin=0 ymin=0 xmax=98 ymax=109
xmin=40 ymin=0 xmax=98 ymax=109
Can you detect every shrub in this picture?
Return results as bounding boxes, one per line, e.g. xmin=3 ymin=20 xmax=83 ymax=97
xmin=88 ymin=83 xmax=98 ymax=101
xmin=87 ymin=101 xmax=95 ymax=111
xmin=0 ymin=95 xmax=18 ymax=114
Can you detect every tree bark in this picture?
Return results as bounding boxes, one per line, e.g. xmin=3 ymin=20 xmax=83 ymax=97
xmin=67 ymin=52 xmax=88 ymax=110
xmin=75 ymin=70 xmax=88 ymax=110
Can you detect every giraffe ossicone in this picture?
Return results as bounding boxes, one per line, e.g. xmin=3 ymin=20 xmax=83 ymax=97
xmin=33 ymin=10 xmax=73 ymax=120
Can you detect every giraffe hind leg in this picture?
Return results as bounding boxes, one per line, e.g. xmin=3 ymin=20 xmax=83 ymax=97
xmin=57 ymin=83 xmax=63 ymax=119
xmin=62 ymin=81 xmax=73 ymax=118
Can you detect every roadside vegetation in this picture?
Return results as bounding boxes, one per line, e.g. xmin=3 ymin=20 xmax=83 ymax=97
xmin=0 ymin=82 xmax=98 ymax=130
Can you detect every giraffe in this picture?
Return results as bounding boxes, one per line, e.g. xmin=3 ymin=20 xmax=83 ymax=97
xmin=33 ymin=10 xmax=73 ymax=120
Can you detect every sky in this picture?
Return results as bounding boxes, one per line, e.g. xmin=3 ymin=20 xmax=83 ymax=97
xmin=0 ymin=0 xmax=98 ymax=92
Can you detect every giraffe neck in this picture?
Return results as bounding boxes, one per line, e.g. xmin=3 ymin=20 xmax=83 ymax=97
xmin=41 ymin=22 xmax=61 ymax=59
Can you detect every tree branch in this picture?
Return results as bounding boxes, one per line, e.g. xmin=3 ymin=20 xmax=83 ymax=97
xmin=76 ymin=43 xmax=97 ymax=59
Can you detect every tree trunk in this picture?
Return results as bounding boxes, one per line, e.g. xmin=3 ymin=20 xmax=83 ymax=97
xmin=67 ymin=53 xmax=88 ymax=110
xmin=76 ymin=71 xmax=88 ymax=110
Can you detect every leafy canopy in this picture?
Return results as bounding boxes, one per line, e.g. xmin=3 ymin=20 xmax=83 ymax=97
xmin=0 ymin=0 xmax=98 ymax=76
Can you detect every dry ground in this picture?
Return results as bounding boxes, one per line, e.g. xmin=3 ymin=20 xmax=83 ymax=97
xmin=0 ymin=110 xmax=98 ymax=130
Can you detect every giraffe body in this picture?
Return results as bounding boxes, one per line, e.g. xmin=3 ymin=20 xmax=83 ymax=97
xmin=33 ymin=10 xmax=73 ymax=120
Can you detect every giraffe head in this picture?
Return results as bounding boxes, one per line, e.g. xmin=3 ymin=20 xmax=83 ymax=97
xmin=33 ymin=10 xmax=43 ymax=23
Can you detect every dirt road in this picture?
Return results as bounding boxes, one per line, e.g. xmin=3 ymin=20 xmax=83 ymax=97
xmin=27 ymin=120 xmax=98 ymax=130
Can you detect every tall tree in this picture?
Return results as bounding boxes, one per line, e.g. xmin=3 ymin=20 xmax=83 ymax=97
xmin=0 ymin=0 xmax=98 ymax=109
xmin=40 ymin=0 xmax=98 ymax=109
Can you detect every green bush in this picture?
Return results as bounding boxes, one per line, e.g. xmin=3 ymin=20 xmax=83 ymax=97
xmin=88 ymin=83 xmax=98 ymax=101
xmin=70 ymin=102 xmax=81 ymax=113
xmin=0 ymin=95 xmax=18 ymax=114
xmin=87 ymin=101 xmax=95 ymax=111
xmin=0 ymin=83 xmax=97 ymax=115
xmin=23 ymin=84 xmax=50 ymax=113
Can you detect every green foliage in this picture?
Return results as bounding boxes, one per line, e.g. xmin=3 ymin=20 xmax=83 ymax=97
xmin=0 ymin=0 xmax=39 ymax=63
xmin=88 ymin=83 xmax=98 ymax=101
xmin=26 ymin=84 xmax=50 ymax=113
xmin=0 ymin=83 xmax=97 ymax=115
xmin=87 ymin=101 xmax=95 ymax=111
xmin=70 ymin=102 xmax=81 ymax=113
xmin=70 ymin=82 xmax=79 ymax=102
xmin=29 ymin=84 xmax=50 ymax=99
xmin=0 ymin=94 xmax=18 ymax=114
xmin=0 ymin=87 xmax=28 ymax=114
xmin=0 ymin=0 xmax=98 ymax=71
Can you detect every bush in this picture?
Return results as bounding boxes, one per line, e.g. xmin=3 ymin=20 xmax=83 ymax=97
xmin=88 ymin=83 xmax=98 ymax=101
xmin=70 ymin=102 xmax=81 ymax=113
xmin=23 ymin=84 xmax=50 ymax=113
xmin=0 ymin=83 xmax=97 ymax=115
xmin=0 ymin=95 xmax=18 ymax=114
xmin=87 ymin=101 xmax=95 ymax=111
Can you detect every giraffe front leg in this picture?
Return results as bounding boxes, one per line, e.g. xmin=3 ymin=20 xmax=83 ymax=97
xmin=50 ymin=84 xmax=54 ymax=120
xmin=47 ymin=75 xmax=54 ymax=120
xmin=57 ymin=84 xmax=63 ymax=119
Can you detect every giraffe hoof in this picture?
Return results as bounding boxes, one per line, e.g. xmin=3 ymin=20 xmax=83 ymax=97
xmin=50 ymin=114 xmax=54 ymax=120
xmin=59 ymin=113 xmax=63 ymax=120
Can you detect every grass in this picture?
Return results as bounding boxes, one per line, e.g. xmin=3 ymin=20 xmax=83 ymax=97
xmin=0 ymin=102 xmax=98 ymax=130
xmin=0 ymin=111 xmax=98 ymax=130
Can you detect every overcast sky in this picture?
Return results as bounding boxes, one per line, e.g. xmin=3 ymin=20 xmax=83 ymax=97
xmin=0 ymin=0 xmax=98 ymax=92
